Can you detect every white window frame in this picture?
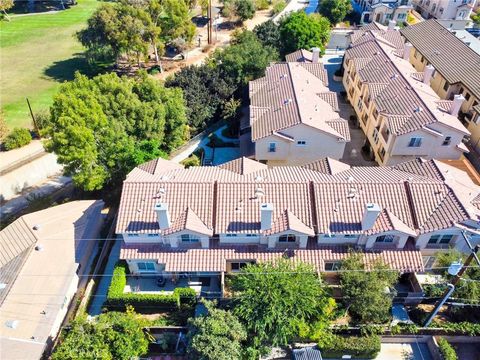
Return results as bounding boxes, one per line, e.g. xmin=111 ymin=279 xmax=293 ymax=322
xmin=296 ymin=140 xmax=307 ymax=146
xmin=147 ymin=233 xmax=159 ymax=237
xmin=128 ymin=233 xmax=140 ymax=237
xmin=375 ymin=235 xmax=395 ymax=243
xmin=442 ymin=136 xmax=452 ymax=146
xmin=180 ymin=234 xmax=200 ymax=243
xmin=226 ymin=233 xmax=238 ymax=237
xmin=324 ymin=261 xmax=342 ymax=271
xmin=278 ymin=234 xmax=297 ymax=243
xmin=428 ymin=234 xmax=454 ymax=245
xmin=137 ymin=262 xmax=156 ymax=272
xmin=268 ymin=142 xmax=277 ymax=153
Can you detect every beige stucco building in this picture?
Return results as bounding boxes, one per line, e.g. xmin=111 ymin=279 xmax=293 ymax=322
xmin=401 ymin=19 xmax=480 ymax=151
xmin=242 ymin=49 xmax=350 ymax=166
xmin=343 ymin=23 xmax=469 ymax=165
xmin=412 ymin=0 xmax=476 ymax=28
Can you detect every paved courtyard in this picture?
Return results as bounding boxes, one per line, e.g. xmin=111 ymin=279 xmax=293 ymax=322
xmin=376 ymin=342 xmax=433 ymax=360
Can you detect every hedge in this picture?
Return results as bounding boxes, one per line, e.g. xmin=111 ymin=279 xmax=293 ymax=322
xmin=432 ymin=321 xmax=480 ymax=336
xmin=105 ymin=261 xmax=197 ymax=312
xmin=437 ymin=338 xmax=458 ymax=360
xmin=3 ymin=128 xmax=32 ymax=150
xmin=319 ymin=335 xmax=381 ymax=359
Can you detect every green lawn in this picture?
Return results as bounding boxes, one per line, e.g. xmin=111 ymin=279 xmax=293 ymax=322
xmin=0 ymin=0 xmax=101 ymax=128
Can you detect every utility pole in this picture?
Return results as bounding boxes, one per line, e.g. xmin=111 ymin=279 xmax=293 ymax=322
xmin=423 ymin=232 xmax=480 ymax=327
xmin=26 ymin=98 xmax=40 ymax=136
xmin=207 ymin=0 xmax=213 ymax=45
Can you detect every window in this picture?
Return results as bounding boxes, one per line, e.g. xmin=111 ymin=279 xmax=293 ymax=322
xmin=268 ymin=142 xmax=276 ymax=153
xmin=296 ymin=140 xmax=307 ymax=146
xmin=245 ymin=234 xmax=257 ymax=237
xmin=443 ymin=81 xmax=449 ymax=92
xmin=230 ymin=261 xmax=252 ymax=271
xmin=181 ymin=234 xmax=200 ymax=243
xmin=375 ymin=235 xmax=395 ymax=243
xmin=428 ymin=234 xmax=454 ymax=245
xmin=431 ymin=3 xmax=436 ymax=11
xmin=137 ymin=262 xmax=156 ymax=272
xmin=397 ymin=13 xmax=406 ymax=20
xmin=442 ymin=136 xmax=452 ymax=146
xmin=278 ymin=234 xmax=296 ymax=243
xmin=226 ymin=233 xmax=237 ymax=237
xmin=459 ymin=87 xmax=464 ymax=94
xmin=373 ymin=127 xmax=379 ymax=144
xmin=344 ymin=234 xmax=358 ymax=238
xmin=128 ymin=233 xmax=139 ymax=237
xmin=148 ymin=233 xmax=159 ymax=237
xmin=325 ymin=262 xmax=342 ymax=271
xmin=357 ymin=98 xmax=363 ymax=111
xmin=439 ymin=7 xmax=444 ymax=13
xmin=465 ymin=93 xmax=471 ymax=101
xmin=408 ymin=137 xmax=422 ymax=147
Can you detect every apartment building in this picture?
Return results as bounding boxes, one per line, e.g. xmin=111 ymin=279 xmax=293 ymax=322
xmin=242 ymin=49 xmax=350 ymax=166
xmin=400 ymin=19 xmax=480 ymax=151
xmin=343 ymin=23 xmax=469 ymax=165
xmin=116 ymin=156 xmax=480 ymax=288
xmin=352 ymin=0 xmax=413 ymax=25
xmin=411 ymin=0 xmax=476 ymax=28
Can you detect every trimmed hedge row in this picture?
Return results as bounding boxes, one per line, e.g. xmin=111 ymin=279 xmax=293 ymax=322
xmin=3 ymin=128 xmax=32 ymax=150
xmin=105 ymin=261 xmax=197 ymax=312
xmin=437 ymin=338 xmax=458 ymax=360
xmin=319 ymin=335 xmax=381 ymax=359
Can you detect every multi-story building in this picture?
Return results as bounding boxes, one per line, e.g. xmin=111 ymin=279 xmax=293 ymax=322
xmin=116 ymin=156 xmax=480 ymax=295
xmin=242 ymin=49 xmax=350 ymax=166
xmin=400 ymin=19 xmax=480 ymax=151
xmin=352 ymin=0 xmax=413 ymax=25
xmin=411 ymin=0 xmax=477 ymax=28
xmin=343 ymin=23 xmax=469 ymax=165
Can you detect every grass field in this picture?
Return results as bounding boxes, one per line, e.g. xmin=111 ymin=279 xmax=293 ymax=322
xmin=0 ymin=0 xmax=100 ymax=129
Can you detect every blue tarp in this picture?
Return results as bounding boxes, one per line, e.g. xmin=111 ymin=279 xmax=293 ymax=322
xmin=305 ymin=0 xmax=319 ymax=14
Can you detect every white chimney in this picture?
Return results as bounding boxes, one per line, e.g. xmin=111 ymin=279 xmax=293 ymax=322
xmin=311 ymin=47 xmax=320 ymax=63
xmin=154 ymin=203 xmax=170 ymax=230
xmin=260 ymin=203 xmax=274 ymax=231
xmin=423 ymin=64 xmax=435 ymax=84
xmin=361 ymin=203 xmax=381 ymax=231
xmin=388 ymin=20 xmax=396 ymax=30
xmin=450 ymin=94 xmax=465 ymax=116
xmin=403 ymin=42 xmax=413 ymax=60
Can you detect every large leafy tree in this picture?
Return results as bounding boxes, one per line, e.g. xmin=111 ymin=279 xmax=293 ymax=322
xmin=435 ymin=248 xmax=480 ymax=301
xmin=0 ymin=0 xmax=14 ymax=21
xmin=52 ymin=309 xmax=149 ymax=360
xmin=43 ymin=72 xmax=187 ymax=191
xmin=340 ymin=252 xmax=399 ymax=324
xmin=279 ymin=11 xmax=331 ymax=55
xmin=235 ymin=0 xmax=255 ymax=22
xmin=159 ymin=0 xmax=196 ymax=43
xmin=187 ymin=301 xmax=247 ymax=360
xmin=165 ymin=64 xmax=236 ymax=131
xmin=253 ymin=20 xmax=282 ymax=52
xmin=319 ymin=0 xmax=352 ymax=25
xmin=212 ymin=30 xmax=279 ymax=86
xmin=230 ymin=259 xmax=335 ymax=348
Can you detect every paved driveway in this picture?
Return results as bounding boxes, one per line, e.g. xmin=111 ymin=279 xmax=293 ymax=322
xmin=376 ymin=343 xmax=433 ymax=360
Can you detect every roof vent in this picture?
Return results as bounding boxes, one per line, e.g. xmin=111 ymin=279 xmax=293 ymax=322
xmin=347 ymin=187 xmax=357 ymax=199
xmin=284 ymin=98 xmax=293 ymax=105
xmin=5 ymin=320 xmax=19 ymax=329
xmin=433 ymin=50 xmax=440 ymax=55
xmin=390 ymin=74 xmax=398 ymax=80
xmin=32 ymin=224 xmax=40 ymax=230
xmin=414 ymin=106 xmax=422 ymax=113
xmin=160 ymin=175 xmax=169 ymax=181
xmin=35 ymin=245 xmax=44 ymax=252
xmin=255 ymin=176 xmax=264 ymax=182
xmin=156 ymin=187 xmax=166 ymax=197
xmin=255 ymin=187 xmax=265 ymax=198
xmin=0 ymin=283 xmax=6 ymax=290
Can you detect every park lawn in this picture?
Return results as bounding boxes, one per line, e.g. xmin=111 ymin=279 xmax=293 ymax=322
xmin=0 ymin=0 xmax=101 ymax=129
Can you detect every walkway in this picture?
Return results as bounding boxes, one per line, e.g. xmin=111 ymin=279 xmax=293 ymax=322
xmin=273 ymin=0 xmax=307 ymax=22
xmin=88 ymin=238 xmax=121 ymax=316
xmin=376 ymin=342 xmax=433 ymax=360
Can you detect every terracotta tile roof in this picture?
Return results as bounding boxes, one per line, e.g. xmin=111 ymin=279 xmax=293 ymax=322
xmin=345 ymin=28 xmax=469 ymax=136
xmin=119 ymin=242 xmax=425 ymax=273
xmin=400 ymin=20 xmax=480 ymax=100
xmin=164 ymin=207 xmax=213 ymax=236
xmin=285 ymin=49 xmax=314 ymax=63
xmin=116 ymin=158 xmax=479 ymax=236
xmin=366 ymin=209 xmax=416 ymax=236
xmin=249 ymin=59 xmax=349 ymax=141
xmin=265 ymin=210 xmax=315 ymax=236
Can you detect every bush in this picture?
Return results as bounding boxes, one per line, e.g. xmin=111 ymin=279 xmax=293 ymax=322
xmin=432 ymin=321 xmax=480 ymax=336
xmin=106 ymin=261 xmax=197 ymax=312
xmin=319 ymin=335 xmax=381 ymax=359
xmin=255 ymin=0 xmax=269 ymax=10
xmin=181 ymin=154 xmax=201 ymax=168
xmin=271 ymin=0 xmax=286 ymax=15
xmin=437 ymin=338 xmax=458 ymax=360
xmin=3 ymin=128 xmax=32 ymax=150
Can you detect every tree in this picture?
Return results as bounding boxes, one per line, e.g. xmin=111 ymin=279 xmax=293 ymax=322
xmin=159 ymin=0 xmax=196 ymax=44
xmin=253 ymin=20 xmax=282 ymax=50
xmin=43 ymin=72 xmax=187 ymax=191
xmin=0 ymin=0 xmax=13 ymax=21
xmin=435 ymin=249 xmax=480 ymax=302
xmin=3 ymin=128 xmax=32 ymax=150
xmin=340 ymin=252 xmax=399 ymax=324
xmin=52 ymin=308 xmax=149 ymax=360
xmin=187 ymin=300 xmax=247 ymax=360
xmin=319 ymin=0 xmax=352 ymax=25
xmin=235 ymin=0 xmax=255 ymax=22
xmin=165 ymin=64 xmax=236 ymax=131
xmin=212 ymin=30 xmax=279 ymax=86
xmin=279 ymin=11 xmax=331 ymax=55
xmin=230 ymin=259 xmax=335 ymax=348
xmin=0 ymin=111 xmax=8 ymax=141
xmin=221 ymin=97 xmax=241 ymax=121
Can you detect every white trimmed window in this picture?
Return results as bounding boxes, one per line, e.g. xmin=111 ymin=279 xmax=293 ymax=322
xmin=230 ymin=261 xmax=253 ymax=271
xmin=268 ymin=142 xmax=277 ymax=152
xmin=226 ymin=234 xmax=237 ymax=237
xmin=137 ymin=262 xmax=156 ymax=272
xmin=278 ymin=234 xmax=296 ymax=243
xmin=428 ymin=234 xmax=454 ymax=245
xmin=325 ymin=261 xmax=342 ymax=271
xmin=375 ymin=235 xmax=395 ymax=243
xmin=181 ymin=234 xmax=200 ymax=243
xmin=128 ymin=233 xmax=140 ymax=237
xmin=147 ymin=233 xmax=159 ymax=237
xmin=408 ymin=137 xmax=422 ymax=147
xmin=442 ymin=136 xmax=451 ymax=146
xmin=296 ymin=140 xmax=307 ymax=146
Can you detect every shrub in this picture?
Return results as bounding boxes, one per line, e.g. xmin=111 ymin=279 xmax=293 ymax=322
xmin=0 ymin=112 xmax=8 ymax=141
xmin=3 ymin=128 xmax=32 ymax=150
xmin=432 ymin=321 xmax=480 ymax=336
xmin=271 ymin=0 xmax=286 ymax=15
xmin=105 ymin=261 xmax=197 ymax=312
xmin=437 ymin=338 xmax=458 ymax=360
xmin=255 ymin=0 xmax=269 ymax=10
xmin=181 ymin=154 xmax=201 ymax=168
xmin=318 ymin=335 xmax=381 ymax=359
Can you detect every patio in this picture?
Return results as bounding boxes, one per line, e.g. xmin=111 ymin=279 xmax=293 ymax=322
xmin=125 ymin=275 xmax=222 ymax=298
